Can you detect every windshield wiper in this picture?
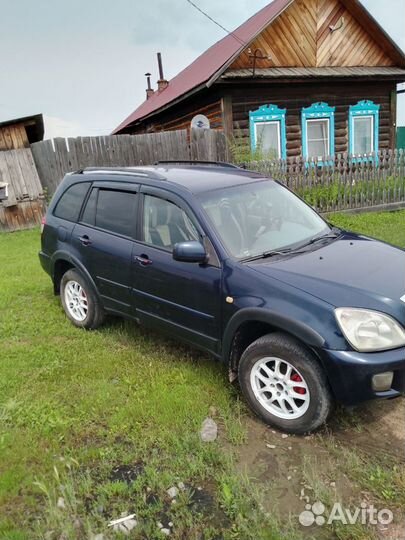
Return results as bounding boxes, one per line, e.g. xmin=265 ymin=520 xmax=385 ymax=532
xmin=242 ymin=247 xmax=302 ymax=263
xmin=242 ymin=228 xmax=342 ymax=263
xmin=305 ymin=227 xmax=342 ymax=247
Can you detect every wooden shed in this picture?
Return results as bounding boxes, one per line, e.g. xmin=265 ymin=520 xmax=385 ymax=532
xmin=0 ymin=114 xmax=44 ymax=150
xmin=0 ymin=114 xmax=45 ymax=231
xmin=113 ymin=0 xmax=405 ymax=162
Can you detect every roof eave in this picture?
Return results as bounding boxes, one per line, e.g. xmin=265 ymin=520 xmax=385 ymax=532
xmin=219 ymin=67 xmax=405 ymax=84
xmin=218 ymin=75 xmax=405 ymax=85
xmin=113 ymin=82 xmax=211 ymax=133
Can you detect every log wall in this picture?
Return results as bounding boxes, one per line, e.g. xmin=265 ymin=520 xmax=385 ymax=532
xmin=227 ymin=80 xmax=396 ymax=158
xmin=128 ymin=94 xmax=223 ymax=135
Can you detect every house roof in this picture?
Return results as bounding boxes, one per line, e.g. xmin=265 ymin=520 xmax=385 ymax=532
xmin=113 ymin=0 xmax=405 ymax=134
xmin=112 ymin=0 xmax=294 ymax=133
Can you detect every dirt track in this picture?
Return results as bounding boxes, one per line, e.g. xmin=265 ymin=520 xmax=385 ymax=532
xmin=235 ymin=398 xmax=405 ymax=538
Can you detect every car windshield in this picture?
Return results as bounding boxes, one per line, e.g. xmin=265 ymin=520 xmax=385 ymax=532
xmin=199 ymin=180 xmax=330 ymax=259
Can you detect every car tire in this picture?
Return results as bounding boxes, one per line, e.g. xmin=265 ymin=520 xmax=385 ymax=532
xmin=60 ymin=269 xmax=105 ymax=329
xmin=238 ymin=332 xmax=332 ymax=434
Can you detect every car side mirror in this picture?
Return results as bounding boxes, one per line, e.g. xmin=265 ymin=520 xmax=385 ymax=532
xmin=172 ymin=241 xmax=207 ymax=263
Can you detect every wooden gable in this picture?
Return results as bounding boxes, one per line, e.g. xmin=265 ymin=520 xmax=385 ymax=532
xmin=229 ymin=0 xmax=396 ymax=70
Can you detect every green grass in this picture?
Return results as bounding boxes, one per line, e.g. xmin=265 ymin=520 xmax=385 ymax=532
xmin=330 ymin=210 xmax=405 ymax=247
xmin=1 ymin=209 xmax=405 ymax=539
xmin=0 ymin=229 xmax=291 ymax=539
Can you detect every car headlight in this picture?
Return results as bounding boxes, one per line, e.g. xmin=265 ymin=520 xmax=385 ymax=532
xmin=335 ymin=308 xmax=405 ymax=352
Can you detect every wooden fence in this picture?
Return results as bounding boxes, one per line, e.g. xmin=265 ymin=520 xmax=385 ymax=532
xmin=245 ymin=149 xmax=405 ymax=214
xmin=0 ymin=149 xmax=45 ymax=231
xmin=31 ymin=129 xmax=228 ymax=197
xmin=28 ymin=129 xmax=405 ymax=216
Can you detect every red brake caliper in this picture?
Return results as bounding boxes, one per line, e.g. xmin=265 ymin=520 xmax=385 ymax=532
xmin=291 ymin=373 xmax=306 ymax=395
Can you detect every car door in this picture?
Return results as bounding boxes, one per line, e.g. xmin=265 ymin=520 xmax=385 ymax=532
xmin=131 ymin=187 xmax=222 ymax=354
xmin=72 ymin=181 xmax=139 ymax=316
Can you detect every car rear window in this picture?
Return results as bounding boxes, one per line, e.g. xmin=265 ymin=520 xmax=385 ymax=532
xmin=54 ymin=182 xmax=90 ymax=222
xmin=94 ymin=189 xmax=137 ymax=237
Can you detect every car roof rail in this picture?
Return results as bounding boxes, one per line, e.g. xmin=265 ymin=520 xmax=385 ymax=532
xmin=154 ymin=160 xmax=239 ymax=169
xmin=76 ymin=167 xmax=166 ymax=180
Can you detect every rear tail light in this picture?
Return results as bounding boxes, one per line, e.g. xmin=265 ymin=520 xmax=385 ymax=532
xmin=41 ymin=216 xmax=46 ymax=234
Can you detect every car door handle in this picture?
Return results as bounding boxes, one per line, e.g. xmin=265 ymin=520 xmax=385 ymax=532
xmin=135 ymin=255 xmax=152 ymax=266
xmin=78 ymin=235 xmax=92 ymax=246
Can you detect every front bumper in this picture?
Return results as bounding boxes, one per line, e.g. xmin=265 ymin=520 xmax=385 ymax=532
xmin=319 ymin=347 xmax=405 ymax=405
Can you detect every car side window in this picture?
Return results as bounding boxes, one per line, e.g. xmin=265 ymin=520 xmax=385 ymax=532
xmin=92 ymin=189 xmax=137 ymax=237
xmin=54 ymin=182 xmax=90 ymax=222
xmin=81 ymin=188 xmax=98 ymax=226
xmin=142 ymin=194 xmax=198 ymax=250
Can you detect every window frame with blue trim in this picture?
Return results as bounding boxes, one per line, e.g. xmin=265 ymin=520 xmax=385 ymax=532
xmin=349 ymin=100 xmax=380 ymax=160
xmin=249 ymin=104 xmax=287 ymax=160
xmin=301 ymin=102 xmax=336 ymax=165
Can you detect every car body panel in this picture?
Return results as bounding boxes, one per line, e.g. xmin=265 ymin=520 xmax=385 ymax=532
xmin=131 ymin=241 xmax=222 ymax=353
xmin=247 ymin=232 xmax=405 ymax=325
xmin=71 ymin=223 xmax=134 ymax=315
xmin=40 ymin=165 xmax=405 ymax=407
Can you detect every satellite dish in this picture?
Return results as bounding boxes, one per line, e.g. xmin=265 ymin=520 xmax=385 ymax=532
xmin=191 ymin=114 xmax=210 ymax=130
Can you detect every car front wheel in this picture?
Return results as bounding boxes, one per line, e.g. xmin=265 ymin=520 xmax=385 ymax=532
xmin=60 ymin=269 xmax=105 ymax=329
xmin=238 ymin=332 xmax=332 ymax=434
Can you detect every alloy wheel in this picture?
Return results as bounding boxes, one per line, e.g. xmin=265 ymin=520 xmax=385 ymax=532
xmin=64 ymin=280 xmax=88 ymax=322
xmin=250 ymin=357 xmax=310 ymax=419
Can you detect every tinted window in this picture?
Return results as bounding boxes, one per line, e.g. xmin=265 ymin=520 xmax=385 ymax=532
xmin=54 ymin=182 xmax=90 ymax=222
xmin=81 ymin=188 xmax=98 ymax=225
xmin=95 ymin=189 xmax=137 ymax=237
xmin=143 ymin=195 xmax=198 ymax=249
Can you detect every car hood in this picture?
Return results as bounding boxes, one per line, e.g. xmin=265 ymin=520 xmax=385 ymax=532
xmin=248 ymin=232 xmax=405 ymax=323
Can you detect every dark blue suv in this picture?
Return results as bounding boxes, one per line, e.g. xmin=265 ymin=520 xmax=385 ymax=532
xmin=39 ymin=162 xmax=405 ymax=433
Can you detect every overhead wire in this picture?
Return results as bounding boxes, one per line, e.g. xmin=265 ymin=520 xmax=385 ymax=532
xmin=185 ymin=0 xmax=247 ymax=46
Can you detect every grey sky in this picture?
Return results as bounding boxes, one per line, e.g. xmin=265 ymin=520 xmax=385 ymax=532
xmin=1 ymin=0 xmax=404 ymax=138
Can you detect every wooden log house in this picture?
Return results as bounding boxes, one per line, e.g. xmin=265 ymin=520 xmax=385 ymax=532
xmin=113 ymin=0 xmax=405 ymax=163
